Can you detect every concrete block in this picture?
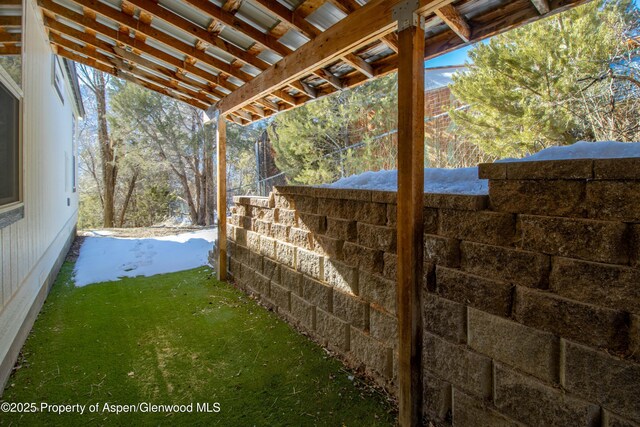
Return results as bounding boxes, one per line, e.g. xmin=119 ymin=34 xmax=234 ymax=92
xmin=298 ymin=212 xmax=326 ymax=234
xmin=494 ymin=363 xmax=600 ymax=427
xmin=289 ymin=227 xmax=313 ymax=250
xmin=316 ymin=308 xmax=350 ymax=351
xmin=313 ymin=234 xmax=344 ymax=259
xmin=440 ymin=210 xmax=516 ymax=246
xmin=275 ymin=241 xmax=296 ymax=269
xmin=587 ymin=181 xmax=640 ymax=221
xmin=424 ymin=193 xmax=488 ymax=211
xmin=564 ymin=341 xmax=640 ymax=423
xmin=594 ymin=158 xmax=640 ymax=180
xmin=260 ymin=236 xmax=276 ymax=259
xmin=290 ymin=293 xmax=315 ymax=331
xmin=424 ymin=234 xmax=460 ymax=267
xmin=326 ymin=217 xmax=357 ymax=241
xmin=359 ymin=270 xmax=396 ymax=314
xmin=296 ymin=248 xmax=324 ymax=281
xmin=520 ymin=215 xmax=628 ymax=264
xmin=505 ymin=159 xmax=594 ymax=180
xmin=423 ymin=332 xmax=492 ymax=399
xmin=353 ymin=201 xmax=387 ymax=225
xmin=436 ymin=267 xmax=513 ymax=317
xmin=323 ymin=258 xmax=358 ymax=294
xmin=514 ymin=286 xmax=628 ymax=352
xmin=280 ymin=265 xmax=302 ymax=295
xmin=333 ymin=290 xmax=369 ymax=330
xmin=423 ymin=293 xmax=467 ymax=344
xmin=262 ymin=257 xmax=280 ymax=284
xmin=292 ymin=194 xmax=318 ymax=213
xmin=382 ymin=252 xmax=397 ymax=280
xmin=246 ymin=230 xmax=261 ymax=252
xmin=275 ymin=208 xmax=298 ymax=227
xmin=369 ymin=306 xmax=397 ymax=345
xmin=490 ymin=180 xmax=587 ymax=217
xmin=254 ymin=219 xmax=272 ymax=236
xmin=461 ymin=241 xmax=550 ymax=289
xmin=274 ymin=194 xmax=295 ymax=209
xmin=302 ymin=276 xmax=332 ymax=312
xmin=270 ymin=223 xmax=290 ymax=242
xmin=468 ymin=308 xmax=560 ymax=383
xmin=357 ymin=222 xmax=396 ymax=252
xmin=550 ymin=257 xmax=640 ymax=314
xmin=423 ymin=373 xmax=452 ymax=423
xmin=350 ymin=327 xmax=392 ymax=379
xmin=342 ymin=242 xmax=384 ymax=274
xmin=253 ymin=272 xmax=270 ymax=297
xmin=270 ymin=282 xmax=291 ymax=312
xmin=452 ymin=389 xmax=521 ymax=427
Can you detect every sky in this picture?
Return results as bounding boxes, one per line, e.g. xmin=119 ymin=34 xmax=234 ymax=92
xmin=424 ymin=44 xmax=476 ymax=68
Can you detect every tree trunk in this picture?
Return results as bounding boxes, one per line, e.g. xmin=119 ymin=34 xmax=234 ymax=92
xmin=96 ymin=73 xmax=117 ymax=228
xmin=118 ymin=170 xmax=139 ymax=227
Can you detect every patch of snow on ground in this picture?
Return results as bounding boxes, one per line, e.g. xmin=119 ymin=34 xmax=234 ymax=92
xmin=74 ymin=229 xmax=217 ymax=287
xmin=84 ymin=230 xmax=116 ymax=236
xmin=326 ymin=141 xmax=640 ymax=194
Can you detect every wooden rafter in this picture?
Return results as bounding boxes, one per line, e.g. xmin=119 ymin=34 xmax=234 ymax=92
xmin=435 ymin=4 xmax=471 ymax=42
xmin=54 ymin=44 xmax=210 ymax=110
xmin=0 ymin=16 xmax=21 ymax=27
xmin=0 ymin=45 xmax=20 ymax=55
xmin=180 ymin=0 xmax=293 ymax=57
xmin=216 ymin=0 xmax=455 ymax=114
xmin=0 ymin=32 xmax=20 ymax=44
xmin=121 ymin=0 xmax=269 ymax=71
xmin=51 ymin=0 xmax=252 ymax=89
xmin=40 ymin=2 xmax=226 ymax=91
xmin=45 ymin=19 xmax=219 ymax=102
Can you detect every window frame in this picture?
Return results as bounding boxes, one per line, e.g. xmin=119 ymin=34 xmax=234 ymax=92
xmin=0 ymin=31 xmax=24 ymax=226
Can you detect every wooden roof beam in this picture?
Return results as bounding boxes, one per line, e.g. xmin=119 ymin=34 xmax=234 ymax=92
xmin=288 ymin=80 xmax=317 ymax=99
xmin=122 ymin=0 xmax=270 ymax=71
xmin=312 ymin=68 xmax=344 ymax=90
xmin=54 ymin=44 xmax=209 ymax=109
xmin=222 ymin=0 xmax=243 ymax=14
xmin=38 ymin=0 xmax=237 ymax=94
xmin=342 ymin=53 xmax=374 ymax=78
xmin=251 ymin=0 xmax=321 ymax=39
xmin=52 ymin=39 xmax=212 ymax=109
xmin=44 ymin=18 xmax=226 ymax=102
xmin=435 ymin=4 xmax=471 ymax=42
xmin=180 ymin=0 xmax=293 ymax=57
xmin=56 ymin=0 xmax=252 ymax=88
xmin=216 ymin=0 xmax=455 ymax=114
xmin=0 ymin=32 xmax=20 ymax=44
xmin=0 ymin=16 xmax=21 ymax=27
xmin=0 ymin=45 xmax=20 ymax=55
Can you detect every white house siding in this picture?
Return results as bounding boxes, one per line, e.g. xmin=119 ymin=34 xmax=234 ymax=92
xmin=0 ymin=0 xmax=80 ymax=390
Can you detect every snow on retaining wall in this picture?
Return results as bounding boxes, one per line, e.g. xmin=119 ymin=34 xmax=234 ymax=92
xmin=227 ymin=156 xmax=640 ymax=427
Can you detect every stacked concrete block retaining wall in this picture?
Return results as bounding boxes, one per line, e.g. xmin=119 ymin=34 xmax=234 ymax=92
xmin=227 ymin=158 xmax=640 ymax=427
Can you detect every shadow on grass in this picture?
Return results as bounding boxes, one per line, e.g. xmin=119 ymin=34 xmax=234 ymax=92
xmin=1 ymin=263 xmax=396 ymax=426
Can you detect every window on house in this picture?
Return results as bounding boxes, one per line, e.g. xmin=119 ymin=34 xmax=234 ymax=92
xmin=0 ymin=79 xmax=20 ymax=207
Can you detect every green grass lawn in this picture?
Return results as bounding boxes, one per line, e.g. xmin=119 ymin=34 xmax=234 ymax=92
xmin=1 ymin=263 xmax=396 ymax=426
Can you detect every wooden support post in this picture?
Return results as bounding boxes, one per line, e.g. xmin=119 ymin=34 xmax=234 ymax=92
xmin=216 ymin=113 xmax=227 ymax=281
xmin=395 ymin=2 xmax=425 ymax=426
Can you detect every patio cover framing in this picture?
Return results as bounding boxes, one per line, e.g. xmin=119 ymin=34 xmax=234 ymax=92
xmin=35 ymin=0 xmax=590 ymax=424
